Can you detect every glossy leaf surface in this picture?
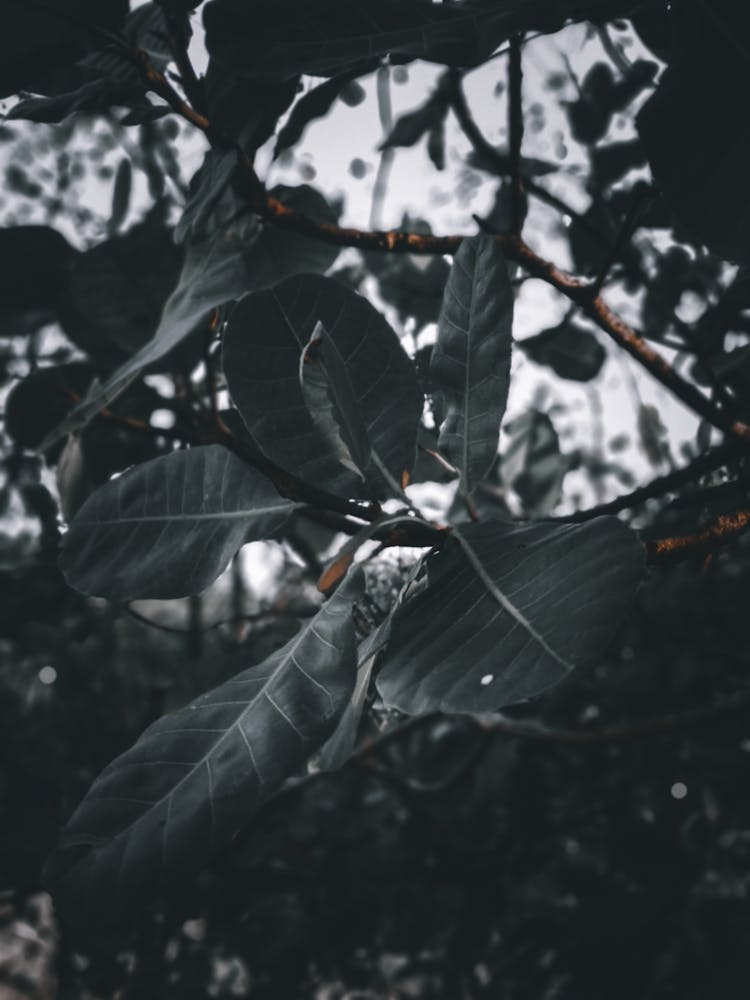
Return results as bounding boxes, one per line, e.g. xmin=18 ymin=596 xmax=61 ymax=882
xmin=377 ymin=518 xmax=644 ymax=714
xmin=44 ymin=570 xmax=364 ymax=924
xmin=61 ymin=445 xmax=296 ymax=600
xmin=223 ymin=274 xmax=422 ymax=497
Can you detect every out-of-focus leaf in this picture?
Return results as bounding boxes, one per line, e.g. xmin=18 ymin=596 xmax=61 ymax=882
xmin=0 ymin=226 xmax=74 ymax=335
xmin=638 ymin=0 xmax=750 ymax=264
xmin=591 ymin=138 xmax=646 ymax=191
xmin=5 ymin=363 xmax=97 ymax=451
xmin=316 ymin=653 xmax=375 ymax=772
xmin=205 ymin=0 xmax=623 ymax=82
xmin=380 ymin=90 xmax=449 ymax=151
xmin=430 ymin=234 xmax=513 ymax=495
xmin=43 ymin=569 xmax=364 ymax=925
xmin=7 ymin=3 xmax=169 ymax=123
xmin=502 ymin=410 xmax=570 ymax=517
xmin=109 ymin=158 xmax=133 ymax=233
xmin=205 ymin=61 xmax=299 ymax=149
xmin=637 ymin=403 xmax=670 ymax=468
xmin=61 ymin=445 xmax=297 ymax=600
xmin=566 ymin=59 xmax=657 ymax=145
xmin=118 ymin=103 xmax=171 ymax=126
xmin=376 ymin=518 xmax=644 ymax=713
xmin=223 ymin=274 xmax=423 ymax=498
xmin=273 ymin=67 xmax=375 ymax=158
xmin=7 ymin=81 xmax=144 ymax=124
xmin=59 ymin=212 xmax=182 ymax=365
xmin=174 ymin=148 xmax=238 ymax=245
xmin=43 ymin=184 xmax=339 ymax=449
xmin=0 ymin=0 xmax=128 ymax=98
xmin=519 ymin=321 xmax=606 ymax=382
xmin=427 ymin=119 xmax=446 ymax=171
xmin=365 ymin=216 xmax=451 ymax=330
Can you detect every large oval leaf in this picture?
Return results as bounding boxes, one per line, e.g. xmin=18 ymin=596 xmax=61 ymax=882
xmin=431 ymin=234 xmax=513 ymax=495
xmin=376 ymin=518 xmax=644 ymax=714
xmin=43 ymin=569 xmax=364 ymax=925
xmin=61 ymin=445 xmax=296 ymax=600
xmin=223 ymin=274 xmax=423 ymax=497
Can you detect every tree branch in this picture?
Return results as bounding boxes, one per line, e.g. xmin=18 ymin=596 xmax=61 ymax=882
xmin=263 ymin=686 xmax=750 ymax=814
xmin=647 ymin=505 xmax=750 ymax=562
xmin=130 ymin=51 xmax=750 ymax=447
xmin=508 ymin=35 xmax=524 ymax=236
xmin=591 ymin=182 xmax=655 ymax=294
xmin=560 ymin=442 xmax=744 ymax=521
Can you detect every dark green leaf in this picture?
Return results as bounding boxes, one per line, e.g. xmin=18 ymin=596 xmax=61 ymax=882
xmin=365 ymin=221 xmax=450 ymax=330
xmin=59 ymin=212 xmax=182 ymax=365
xmin=5 ymin=363 xmax=97 ymax=452
xmin=519 ymin=321 xmax=606 ymax=382
xmin=638 ymin=0 xmax=750 ymax=264
xmin=299 ymin=323 xmax=369 ymax=483
xmin=0 ymin=0 xmax=128 ymax=98
xmin=223 ymin=274 xmax=423 ymax=498
xmin=427 ymin=119 xmax=446 ymax=171
xmin=205 ymin=0 xmax=497 ymax=80
xmin=7 ymin=81 xmax=142 ymax=124
xmin=118 ymin=104 xmax=172 ymax=126
xmin=43 ymin=569 xmax=364 ymax=925
xmin=61 ymin=445 xmax=297 ymax=600
xmin=637 ymin=403 xmax=670 ymax=469
xmin=7 ymin=3 xmax=170 ymax=123
xmin=205 ymin=0 xmax=636 ymax=83
xmin=204 ymin=61 xmax=299 ymax=150
xmin=0 ymin=226 xmax=74 ymax=335
xmin=376 ymin=518 xmax=644 ymax=714
xmin=317 ymin=649 xmax=375 ymax=772
xmin=430 ymin=234 xmax=513 ymax=495
xmin=43 ymin=184 xmax=339 ymax=448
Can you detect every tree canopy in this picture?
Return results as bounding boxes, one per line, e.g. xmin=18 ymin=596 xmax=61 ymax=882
xmin=1 ymin=1 xmax=750 ymax=997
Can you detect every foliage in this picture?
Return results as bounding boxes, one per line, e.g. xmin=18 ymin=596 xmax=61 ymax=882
xmin=2 ymin=0 xmax=750 ymax=996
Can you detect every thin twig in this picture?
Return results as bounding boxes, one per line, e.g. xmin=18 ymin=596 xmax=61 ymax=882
xmin=448 ymin=70 xmax=598 ymax=239
xmin=261 ymin=686 xmax=750 ymax=813
xmin=558 ymin=442 xmax=743 ymax=521
xmin=476 ymin=688 xmax=750 ymax=742
xmin=647 ymin=505 xmax=750 ymax=561
xmin=508 ymin=35 xmax=524 ymax=236
xmin=591 ymin=183 xmax=655 ymax=294
xmin=125 ymin=605 xmax=314 ymax=635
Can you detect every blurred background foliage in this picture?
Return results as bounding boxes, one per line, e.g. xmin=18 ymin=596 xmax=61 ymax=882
xmin=1 ymin=1 xmax=750 ymax=997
